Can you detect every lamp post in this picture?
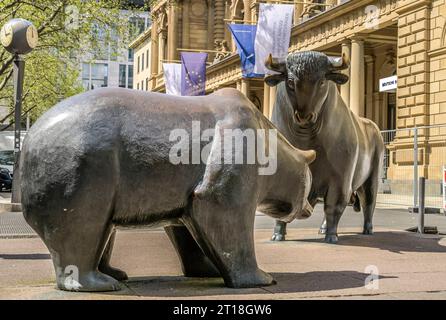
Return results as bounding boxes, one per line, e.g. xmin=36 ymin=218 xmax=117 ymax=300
xmin=0 ymin=19 xmax=38 ymax=203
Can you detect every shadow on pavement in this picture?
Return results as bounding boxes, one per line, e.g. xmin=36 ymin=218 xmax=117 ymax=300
xmin=294 ymin=231 xmax=446 ymax=254
xmin=104 ymin=271 xmax=395 ymax=298
xmin=0 ymin=253 xmax=51 ymax=260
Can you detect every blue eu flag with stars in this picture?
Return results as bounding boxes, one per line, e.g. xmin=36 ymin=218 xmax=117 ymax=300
xmin=181 ymin=52 xmax=208 ymax=96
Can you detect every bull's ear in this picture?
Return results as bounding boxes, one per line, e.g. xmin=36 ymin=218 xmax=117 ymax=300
xmin=264 ymin=54 xmax=287 ymax=87
xmin=265 ymin=74 xmax=287 ymax=87
xmin=326 ymin=72 xmax=349 ymax=85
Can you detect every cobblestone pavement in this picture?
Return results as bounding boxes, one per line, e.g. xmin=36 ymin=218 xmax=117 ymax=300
xmin=1 ymin=206 xmax=446 ymax=300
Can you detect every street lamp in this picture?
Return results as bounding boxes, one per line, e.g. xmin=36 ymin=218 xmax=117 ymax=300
xmin=0 ymin=19 xmax=38 ymax=203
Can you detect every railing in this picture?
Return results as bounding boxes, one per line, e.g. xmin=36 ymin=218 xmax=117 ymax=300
xmin=378 ymin=125 xmax=446 ymax=212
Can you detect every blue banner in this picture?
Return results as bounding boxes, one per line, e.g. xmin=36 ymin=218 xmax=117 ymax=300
xmin=181 ymin=52 xmax=208 ymax=96
xmin=228 ymin=24 xmax=263 ymax=78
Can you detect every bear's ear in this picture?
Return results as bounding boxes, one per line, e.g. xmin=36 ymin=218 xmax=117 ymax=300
xmin=301 ymin=149 xmax=316 ymax=164
xmin=326 ymin=72 xmax=349 ymax=85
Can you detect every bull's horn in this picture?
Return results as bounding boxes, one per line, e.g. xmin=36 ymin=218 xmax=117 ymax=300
xmin=329 ymin=53 xmax=349 ymax=71
xmin=265 ymin=54 xmax=287 ymax=73
xmin=302 ymin=150 xmax=316 ymax=164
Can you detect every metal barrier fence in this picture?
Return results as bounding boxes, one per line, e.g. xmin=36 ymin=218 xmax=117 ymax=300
xmin=378 ymin=125 xmax=446 ymax=212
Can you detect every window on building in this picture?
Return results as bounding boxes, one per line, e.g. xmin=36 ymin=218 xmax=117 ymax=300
xmin=119 ymin=64 xmax=127 ymax=88
xmin=82 ymin=63 xmax=90 ymax=91
xmin=91 ymin=63 xmax=108 ymax=89
xmin=128 ymin=48 xmax=134 ymax=62
xmin=137 ymin=83 xmax=140 ymax=90
xmin=82 ymin=63 xmax=108 ymax=90
xmin=141 ymin=80 xmax=144 ymax=90
xmin=92 ymin=44 xmax=108 ymax=61
xmin=146 ymin=49 xmax=149 ymax=69
xmin=128 ymin=65 xmax=133 ymax=89
xmin=141 ymin=53 xmax=145 ymax=71
xmin=146 ymin=78 xmax=149 ymax=91
xmin=109 ymin=42 xmax=119 ymax=62
xmin=129 ymin=16 xmax=146 ymax=37
xmin=137 ymin=55 xmax=140 ymax=74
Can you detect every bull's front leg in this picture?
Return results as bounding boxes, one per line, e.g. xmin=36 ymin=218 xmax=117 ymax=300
xmin=271 ymin=220 xmax=287 ymax=241
xmin=323 ymin=188 xmax=349 ymax=244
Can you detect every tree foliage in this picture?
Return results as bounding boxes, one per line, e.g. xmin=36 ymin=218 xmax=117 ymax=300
xmin=0 ymin=0 xmax=148 ymax=125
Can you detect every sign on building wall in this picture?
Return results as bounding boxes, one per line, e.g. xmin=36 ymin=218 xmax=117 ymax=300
xmin=379 ymin=75 xmax=398 ymax=92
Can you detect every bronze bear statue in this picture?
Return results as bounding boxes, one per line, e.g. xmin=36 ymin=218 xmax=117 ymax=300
xmin=21 ymin=88 xmax=315 ymax=292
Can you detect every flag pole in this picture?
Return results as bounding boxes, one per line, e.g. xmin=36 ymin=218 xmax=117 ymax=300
xmin=259 ymin=0 xmax=332 ymax=6
xmin=177 ymin=48 xmax=228 ymax=54
xmin=224 ymin=19 xmax=257 ymax=24
xmin=161 ymin=58 xmax=213 ymax=66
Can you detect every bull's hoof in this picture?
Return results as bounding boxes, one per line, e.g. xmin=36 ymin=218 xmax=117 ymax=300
xmin=319 ymin=227 xmax=327 ymax=235
xmin=271 ymin=233 xmax=286 ymax=241
xmin=99 ymin=265 xmax=128 ymax=281
xmin=226 ymin=269 xmax=276 ymax=288
xmin=324 ymin=234 xmax=339 ymax=244
xmin=58 ymin=271 xmax=121 ymax=292
xmin=363 ymin=223 xmax=374 ymax=235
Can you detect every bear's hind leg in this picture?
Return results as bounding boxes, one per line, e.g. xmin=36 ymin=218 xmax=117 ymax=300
xmin=99 ymin=228 xmax=128 ymax=281
xmin=50 ymin=219 xmax=120 ymax=292
xmin=165 ymin=225 xmax=220 ymax=277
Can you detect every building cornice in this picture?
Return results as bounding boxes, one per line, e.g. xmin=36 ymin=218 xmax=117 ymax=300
xmin=395 ymin=0 xmax=431 ymax=16
xmin=291 ymin=0 xmax=376 ymax=37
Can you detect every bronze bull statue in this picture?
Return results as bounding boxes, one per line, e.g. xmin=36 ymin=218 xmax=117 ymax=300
xmin=265 ymin=51 xmax=384 ymax=244
xmin=20 ymin=87 xmax=315 ymax=292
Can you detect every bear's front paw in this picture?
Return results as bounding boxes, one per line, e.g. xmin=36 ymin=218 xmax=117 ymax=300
xmin=225 ymin=268 xmax=276 ymax=288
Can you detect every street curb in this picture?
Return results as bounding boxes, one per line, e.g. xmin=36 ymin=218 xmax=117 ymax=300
xmin=0 ymin=202 xmax=22 ymax=213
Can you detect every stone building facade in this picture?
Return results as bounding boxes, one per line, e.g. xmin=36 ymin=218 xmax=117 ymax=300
xmin=131 ymin=0 xmax=446 ymax=181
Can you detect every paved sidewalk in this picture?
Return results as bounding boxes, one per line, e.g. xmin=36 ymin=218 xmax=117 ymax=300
xmin=1 ymin=205 xmax=446 ymax=299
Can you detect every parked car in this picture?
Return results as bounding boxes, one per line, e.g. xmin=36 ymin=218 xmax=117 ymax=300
xmin=0 ymin=132 xmax=26 ymax=192
xmin=0 ymin=167 xmax=12 ymax=191
xmin=0 ymin=150 xmax=14 ymax=173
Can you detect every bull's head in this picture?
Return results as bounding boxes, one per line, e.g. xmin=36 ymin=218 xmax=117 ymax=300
xmin=265 ymin=51 xmax=349 ymax=127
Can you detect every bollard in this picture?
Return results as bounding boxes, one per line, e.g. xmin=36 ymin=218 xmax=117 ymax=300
xmin=418 ymin=177 xmax=425 ymax=234
xmin=413 ymin=127 xmax=419 ymax=209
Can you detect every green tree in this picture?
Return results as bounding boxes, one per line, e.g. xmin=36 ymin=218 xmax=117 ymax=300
xmin=0 ymin=0 xmax=148 ymax=127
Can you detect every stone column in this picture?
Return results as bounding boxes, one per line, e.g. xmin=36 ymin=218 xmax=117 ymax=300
xmin=350 ymin=37 xmax=365 ymax=117
xmin=243 ymin=0 xmax=252 ymax=22
xmin=263 ymin=82 xmax=270 ymax=118
xmin=167 ymin=4 xmax=178 ymax=61
xmin=182 ymin=2 xmax=190 ymax=47
xmin=236 ymin=80 xmax=241 ymax=91
xmin=269 ymin=86 xmax=277 ymax=119
xmin=250 ymin=0 xmax=258 ymax=21
xmin=294 ymin=3 xmax=304 ymax=25
xmin=150 ymin=18 xmax=159 ymax=88
xmin=340 ymin=41 xmax=351 ymax=108
xmin=241 ymin=79 xmax=250 ymax=97
xmin=365 ymin=55 xmax=375 ymax=120
xmin=158 ymin=31 xmax=166 ymax=72
xmin=214 ymin=0 xmax=225 ymax=44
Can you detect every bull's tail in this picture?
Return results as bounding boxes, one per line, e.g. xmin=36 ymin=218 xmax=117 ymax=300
xmin=351 ymin=192 xmax=361 ymax=212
